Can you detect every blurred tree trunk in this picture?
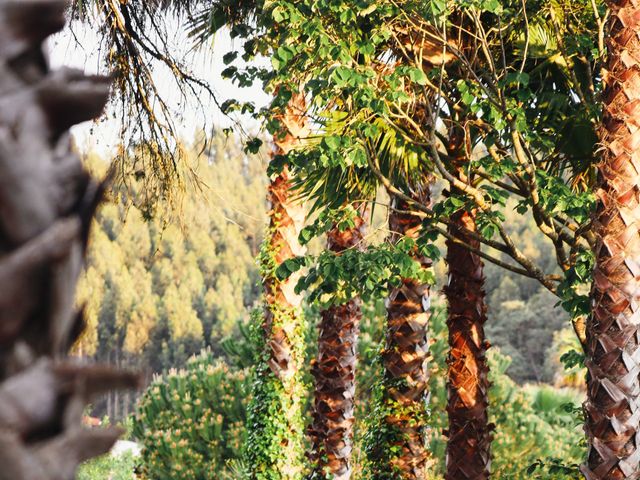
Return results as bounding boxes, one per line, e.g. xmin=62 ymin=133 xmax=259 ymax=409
xmin=309 ymin=213 xmax=367 ymax=480
xmin=0 ymin=1 xmax=139 ymax=478
xmin=583 ymin=2 xmax=640 ymax=478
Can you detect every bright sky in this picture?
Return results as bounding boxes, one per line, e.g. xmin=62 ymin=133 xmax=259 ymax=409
xmin=48 ymin=17 xmax=271 ymax=156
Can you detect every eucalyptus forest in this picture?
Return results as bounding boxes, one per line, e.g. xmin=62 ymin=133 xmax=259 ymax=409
xmin=0 ymin=1 xmax=637 ymax=480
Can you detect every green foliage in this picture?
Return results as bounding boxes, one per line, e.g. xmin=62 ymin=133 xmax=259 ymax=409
xmin=362 ymin=381 xmax=425 ymax=479
xmin=279 ymin=236 xmax=436 ymax=308
xmin=132 ymin=351 xmax=249 ymax=480
xmin=214 ymin=0 xmax=601 ymax=331
xmin=547 ymin=328 xmax=587 ymax=389
xmin=77 ymin=452 xmax=137 ymax=480
xmin=297 ymin=206 xmax=365 ymax=245
xmin=242 ymin=221 xmax=307 ymax=479
xmin=557 ymin=248 xmax=595 ymax=319
xmin=242 ymin=309 xmax=307 ymax=479
xmin=360 ymin=301 xmax=438 ymax=479
xmin=560 ymin=349 xmax=585 ymax=370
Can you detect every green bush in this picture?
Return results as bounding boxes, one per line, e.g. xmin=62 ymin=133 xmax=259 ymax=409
xmin=77 ymin=452 xmax=136 ymax=480
xmin=133 ymin=350 xmax=249 ymax=479
xmin=487 ymin=354 xmax=584 ymax=479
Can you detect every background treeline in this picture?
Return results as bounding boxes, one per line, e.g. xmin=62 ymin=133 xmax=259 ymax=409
xmin=76 ymin=133 xmax=267 ymax=418
xmin=78 ymin=131 xmax=580 ymax=420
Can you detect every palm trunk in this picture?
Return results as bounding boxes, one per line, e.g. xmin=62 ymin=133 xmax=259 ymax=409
xmin=365 ymin=191 xmax=432 ymax=479
xmin=245 ymin=93 xmax=308 ymax=479
xmin=582 ymin=2 xmax=640 ymax=478
xmin=443 ymin=206 xmax=491 ymax=480
xmin=0 ymin=2 xmax=139 ymax=478
xmin=262 ymin=165 xmax=306 ymax=383
xmin=309 ymin=214 xmax=366 ymax=480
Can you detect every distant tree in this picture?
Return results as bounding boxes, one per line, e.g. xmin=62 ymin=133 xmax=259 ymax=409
xmin=79 ymin=133 xmax=267 ymax=417
xmin=488 ymin=277 xmax=522 ymax=309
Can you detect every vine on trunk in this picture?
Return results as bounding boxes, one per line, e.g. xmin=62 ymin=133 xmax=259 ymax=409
xmin=308 ymin=214 xmax=367 ymax=480
xmin=243 ymin=206 xmax=307 ymax=479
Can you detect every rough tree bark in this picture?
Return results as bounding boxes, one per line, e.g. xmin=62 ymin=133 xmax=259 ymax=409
xmin=366 ymin=190 xmax=433 ymax=479
xmin=263 ymin=92 xmax=308 ymax=385
xmin=309 ymin=213 xmax=366 ymax=480
xmin=582 ymin=2 xmax=640 ymax=478
xmin=443 ymin=207 xmax=491 ymax=480
xmin=245 ymin=91 xmax=308 ymax=478
xmin=384 ymin=192 xmax=432 ymax=479
xmin=443 ymin=140 xmax=491 ymax=480
xmin=0 ymin=1 xmax=139 ymax=479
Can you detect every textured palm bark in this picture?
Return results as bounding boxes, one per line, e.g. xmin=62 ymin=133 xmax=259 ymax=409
xmin=0 ymin=1 xmax=139 ymax=479
xmin=253 ymin=92 xmax=308 ymax=478
xmin=582 ymin=2 xmax=640 ymax=478
xmin=443 ymin=207 xmax=491 ymax=480
xmin=374 ymin=192 xmax=432 ymax=479
xmin=263 ymin=93 xmax=308 ymax=383
xmin=309 ymin=215 xmax=366 ymax=480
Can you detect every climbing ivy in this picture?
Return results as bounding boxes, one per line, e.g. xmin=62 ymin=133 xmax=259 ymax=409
xmin=242 ymin=228 xmax=308 ymax=480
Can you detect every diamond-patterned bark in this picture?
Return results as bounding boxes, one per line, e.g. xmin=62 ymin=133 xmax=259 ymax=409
xmin=263 ymin=92 xmax=307 ymax=382
xmin=583 ymin=2 xmax=640 ymax=478
xmin=371 ymin=190 xmax=432 ymax=479
xmin=444 ymin=208 xmax=491 ymax=480
xmin=309 ymin=213 xmax=367 ymax=480
xmin=263 ymin=167 xmax=306 ymax=382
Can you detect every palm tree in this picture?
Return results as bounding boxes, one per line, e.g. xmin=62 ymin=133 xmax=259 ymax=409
xmin=443 ymin=134 xmax=491 ymax=480
xmin=0 ymin=1 xmax=138 ymax=478
xmin=245 ymin=91 xmax=309 ymax=478
xmin=385 ymin=192 xmax=433 ymax=478
xmin=308 ymin=210 xmax=367 ymax=480
xmin=582 ymin=2 xmax=640 ymax=478
xmin=364 ymin=189 xmax=433 ymax=479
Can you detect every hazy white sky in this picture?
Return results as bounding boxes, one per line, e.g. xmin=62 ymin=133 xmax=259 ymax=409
xmin=48 ymin=18 xmax=270 ymax=156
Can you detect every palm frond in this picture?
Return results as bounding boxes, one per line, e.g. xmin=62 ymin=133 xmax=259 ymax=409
xmin=287 ymin=112 xmax=430 ymax=215
xmin=187 ymin=0 xmax=260 ymax=46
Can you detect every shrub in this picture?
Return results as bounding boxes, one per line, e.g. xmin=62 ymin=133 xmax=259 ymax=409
xmin=133 ymin=350 xmax=249 ymax=479
xmin=77 ymin=452 xmax=137 ymax=480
